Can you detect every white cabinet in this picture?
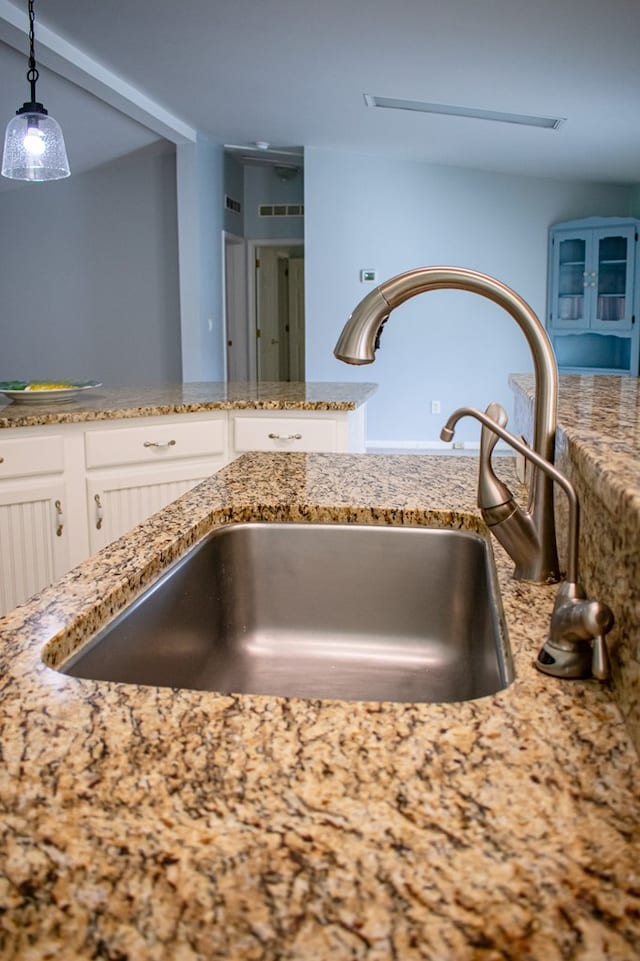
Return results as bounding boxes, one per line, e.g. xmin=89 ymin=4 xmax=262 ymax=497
xmin=0 ymin=432 xmax=70 ymax=614
xmin=547 ymin=217 xmax=640 ymax=374
xmin=83 ymin=414 xmax=228 ymax=553
xmin=231 ymin=407 xmax=366 ymax=455
xmin=0 ymin=403 xmax=368 ymax=616
xmin=0 ymin=413 xmax=228 ymax=616
xmin=85 ymin=468 xmax=218 ymax=554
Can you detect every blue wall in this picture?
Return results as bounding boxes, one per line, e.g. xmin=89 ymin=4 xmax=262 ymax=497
xmin=223 ymin=159 xmax=304 ymax=240
xmin=304 ymin=148 xmax=634 ymax=445
xmin=223 ymin=153 xmax=245 ymax=236
xmin=0 ymin=141 xmax=181 ymax=387
xmin=177 ymin=136 xmax=225 ymax=382
xmin=243 ymin=164 xmax=304 ymax=240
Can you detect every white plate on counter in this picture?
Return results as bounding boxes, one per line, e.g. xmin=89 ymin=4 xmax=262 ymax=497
xmin=0 ymin=381 xmax=102 ymax=404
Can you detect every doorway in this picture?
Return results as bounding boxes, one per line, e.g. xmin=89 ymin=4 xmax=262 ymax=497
xmin=223 ymin=237 xmax=305 ymax=383
xmin=254 ymin=243 xmax=305 ymax=382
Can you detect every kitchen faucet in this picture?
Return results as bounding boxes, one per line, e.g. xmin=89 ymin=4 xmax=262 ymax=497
xmin=334 ymin=266 xmax=559 ymax=583
xmin=441 ymin=403 xmax=613 ymax=680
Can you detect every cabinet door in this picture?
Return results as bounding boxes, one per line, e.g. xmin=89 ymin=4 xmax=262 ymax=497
xmin=232 ymin=413 xmax=341 ymax=453
xmin=86 ymin=463 xmax=217 ymax=554
xmin=591 ymin=227 xmax=636 ymax=332
xmin=0 ymin=479 xmax=70 ymax=616
xmin=549 ymin=230 xmax=591 ymax=330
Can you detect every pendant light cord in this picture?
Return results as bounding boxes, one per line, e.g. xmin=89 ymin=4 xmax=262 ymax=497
xmin=26 ymin=0 xmax=39 ymax=103
xmin=2 ymin=0 xmax=71 ymax=179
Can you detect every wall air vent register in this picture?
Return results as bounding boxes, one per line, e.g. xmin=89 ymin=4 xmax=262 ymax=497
xmin=259 ymin=204 xmax=304 ymax=218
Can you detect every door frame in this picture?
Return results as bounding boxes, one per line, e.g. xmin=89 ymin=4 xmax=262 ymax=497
xmin=222 ymin=231 xmax=248 ymax=381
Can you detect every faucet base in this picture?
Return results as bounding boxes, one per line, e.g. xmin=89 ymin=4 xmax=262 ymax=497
xmin=535 ymin=639 xmax=594 ymax=679
xmin=538 ymin=582 xmax=614 ymax=680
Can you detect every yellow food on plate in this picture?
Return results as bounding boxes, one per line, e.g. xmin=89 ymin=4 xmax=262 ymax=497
xmin=25 ymin=382 xmax=75 ymax=391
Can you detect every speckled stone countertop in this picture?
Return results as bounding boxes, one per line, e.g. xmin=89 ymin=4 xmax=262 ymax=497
xmin=510 ymin=373 xmax=640 ymax=756
xmin=509 ymin=373 xmax=640 ymax=512
xmin=0 ymin=453 xmax=638 ymax=960
xmin=0 ymin=381 xmax=377 ymax=428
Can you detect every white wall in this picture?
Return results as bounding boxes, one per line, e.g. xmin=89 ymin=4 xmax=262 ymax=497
xmin=177 ymin=135 xmax=225 ymax=382
xmin=0 ymin=141 xmax=181 ymax=386
xmin=304 ymin=148 xmax=634 ymax=445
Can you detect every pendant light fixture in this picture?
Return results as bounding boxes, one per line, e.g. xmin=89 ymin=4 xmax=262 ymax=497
xmin=1 ymin=0 xmax=70 ymax=182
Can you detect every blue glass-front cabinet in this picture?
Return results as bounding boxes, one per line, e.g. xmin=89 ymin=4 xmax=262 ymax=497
xmin=547 ymin=217 xmax=640 ymax=375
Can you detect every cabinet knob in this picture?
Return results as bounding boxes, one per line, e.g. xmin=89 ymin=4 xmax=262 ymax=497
xmin=54 ymin=500 xmax=64 ymax=537
xmin=143 ymin=439 xmax=177 ymax=449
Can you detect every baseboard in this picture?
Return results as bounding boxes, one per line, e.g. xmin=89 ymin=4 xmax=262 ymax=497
xmin=366 ymin=439 xmax=513 ymax=455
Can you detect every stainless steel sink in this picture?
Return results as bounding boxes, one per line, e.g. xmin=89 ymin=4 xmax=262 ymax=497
xmin=60 ymin=522 xmax=514 ymax=703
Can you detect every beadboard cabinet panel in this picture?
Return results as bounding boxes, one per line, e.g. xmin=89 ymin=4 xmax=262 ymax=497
xmin=0 ymin=480 xmax=70 ymax=614
xmin=86 ymin=461 xmax=224 ymax=554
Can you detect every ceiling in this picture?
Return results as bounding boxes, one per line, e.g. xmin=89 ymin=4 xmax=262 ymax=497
xmin=1 ymin=0 xmax=640 ymax=186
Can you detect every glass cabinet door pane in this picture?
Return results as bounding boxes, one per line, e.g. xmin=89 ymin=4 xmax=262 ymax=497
xmin=557 ymin=236 xmax=586 ymax=322
xmin=596 ymin=234 xmax=627 ymax=323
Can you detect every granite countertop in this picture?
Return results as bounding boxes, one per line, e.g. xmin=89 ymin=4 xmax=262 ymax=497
xmin=510 ymin=373 xmax=640 ymax=756
xmin=0 ymin=452 xmax=638 ymax=960
xmin=509 ymin=373 xmax=640 ymax=517
xmin=0 ymin=381 xmax=377 ymax=428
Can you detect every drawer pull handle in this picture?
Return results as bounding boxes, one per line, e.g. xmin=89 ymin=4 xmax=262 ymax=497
xmin=94 ymin=493 xmax=104 ymax=530
xmin=54 ymin=500 xmax=64 ymax=537
xmin=268 ymin=432 xmax=302 ymax=441
xmin=0 ymin=456 xmax=3 ymax=464
xmin=143 ymin=439 xmax=177 ymax=449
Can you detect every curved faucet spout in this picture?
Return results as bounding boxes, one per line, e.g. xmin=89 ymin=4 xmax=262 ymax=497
xmin=334 ymin=266 xmax=560 ymax=582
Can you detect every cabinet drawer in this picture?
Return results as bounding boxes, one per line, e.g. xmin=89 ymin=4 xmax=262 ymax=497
xmin=0 ymin=433 xmax=64 ymax=479
xmin=85 ymin=417 xmax=226 ymax=469
xmin=233 ymin=415 xmax=338 ymax=453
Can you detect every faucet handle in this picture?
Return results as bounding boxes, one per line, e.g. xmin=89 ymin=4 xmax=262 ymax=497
xmin=477 ymin=402 xmax=512 ymax=510
xmin=592 ymin=633 xmax=611 ymax=681
xmin=479 ymin=402 xmax=508 ymax=456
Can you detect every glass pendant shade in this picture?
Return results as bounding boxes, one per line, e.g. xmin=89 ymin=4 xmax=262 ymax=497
xmin=2 ymin=106 xmax=70 ymax=182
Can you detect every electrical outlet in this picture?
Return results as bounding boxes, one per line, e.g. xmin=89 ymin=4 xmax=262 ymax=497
xmin=431 ymin=400 xmax=441 ymax=415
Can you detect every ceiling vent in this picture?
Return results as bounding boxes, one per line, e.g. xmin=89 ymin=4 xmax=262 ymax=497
xmin=363 ymin=94 xmax=564 ymax=130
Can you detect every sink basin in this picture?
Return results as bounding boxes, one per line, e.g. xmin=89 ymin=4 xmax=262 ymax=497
xmin=60 ymin=522 xmax=513 ymax=703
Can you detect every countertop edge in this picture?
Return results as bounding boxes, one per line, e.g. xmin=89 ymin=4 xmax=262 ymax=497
xmin=0 ymin=381 xmax=378 ymax=428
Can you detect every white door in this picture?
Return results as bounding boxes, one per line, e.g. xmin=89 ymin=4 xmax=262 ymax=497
xmin=224 ymin=235 xmax=249 ymax=380
xmin=256 ymin=247 xmax=282 ymax=381
xmin=255 ymin=244 xmax=305 ymax=383
xmin=288 ymin=257 xmax=305 ymax=380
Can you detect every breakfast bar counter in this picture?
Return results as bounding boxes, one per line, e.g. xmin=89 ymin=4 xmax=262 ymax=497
xmin=0 ymin=381 xmax=377 ymax=428
xmin=0 ymin=451 xmax=638 ymax=960
xmin=510 ymin=373 xmax=640 ymax=757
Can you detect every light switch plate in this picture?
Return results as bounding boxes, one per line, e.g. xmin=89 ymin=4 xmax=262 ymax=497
xmin=360 ymin=269 xmax=377 ymax=283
